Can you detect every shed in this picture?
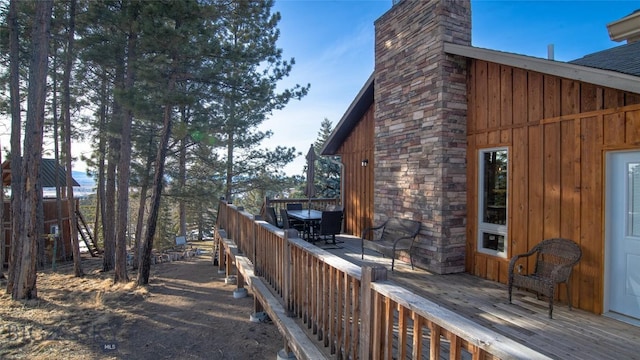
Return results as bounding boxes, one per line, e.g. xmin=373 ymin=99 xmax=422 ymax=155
xmin=2 ymin=158 xmax=83 ymax=268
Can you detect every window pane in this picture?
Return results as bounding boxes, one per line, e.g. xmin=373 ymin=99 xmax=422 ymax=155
xmin=629 ymin=162 xmax=640 ymax=237
xmin=482 ymin=150 xmax=508 ymax=225
xmin=482 ymin=232 xmax=505 ymax=252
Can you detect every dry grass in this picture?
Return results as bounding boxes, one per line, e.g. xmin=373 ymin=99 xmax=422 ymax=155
xmin=0 ymin=243 xmax=283 ymax=360
xmin=0 ymin=257 xmax=144 ymax=359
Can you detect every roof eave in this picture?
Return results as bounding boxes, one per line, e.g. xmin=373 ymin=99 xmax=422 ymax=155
xmin=320 ymin=73 xmax=375 ymax=155
xmin=444 ymin=42 xmax=640 ymax=94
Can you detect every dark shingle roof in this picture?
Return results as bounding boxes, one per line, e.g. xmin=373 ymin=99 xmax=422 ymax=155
xmin=569 ymin=41 xmax=640 ymax=76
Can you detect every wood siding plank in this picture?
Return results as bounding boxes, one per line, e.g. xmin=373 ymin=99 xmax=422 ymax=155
xmin=543 ymin=121 xmax=561 ymax=239
xmin=511 ymin=127 xmax=528 ymax=263
xmin=475 ymin=61 xmax=489 ymax=132
xmin=488 ymin=62 xmax=501 ymax=129
xmin=626 ymin=110 xmax=640 ymax=145
xmin=466 ymin=135 xmax=478 ymax=271
xmin=512 ymin=68 xmax=526 ymax=126
xmin=579 ymin=115 xmax=604 ymax=314
xmin=465 ymin=59 xmax=640 ymax=315
xmin=499 ymin=65 xmax=513 ymax=128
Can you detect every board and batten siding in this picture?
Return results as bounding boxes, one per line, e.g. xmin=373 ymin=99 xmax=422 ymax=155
xmin=336 ymin=104 xmax=375 ymax=238
xmin=466 ymin=59 xmax=640 ymax=314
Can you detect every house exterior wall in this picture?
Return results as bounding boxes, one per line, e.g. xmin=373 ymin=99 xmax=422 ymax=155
xmin=466 ymin=59 xmax=640 ymax=314
xmin=373 ymin=0 xmax=470 ymax=274
xmin=336 ymin=104 xmax=375 ymax=237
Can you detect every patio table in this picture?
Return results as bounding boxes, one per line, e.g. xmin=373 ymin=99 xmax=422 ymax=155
xmin=287 ymin=209 xmax=322 ymax=242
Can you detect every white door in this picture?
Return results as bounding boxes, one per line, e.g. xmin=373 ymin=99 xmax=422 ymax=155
xmin=607 ymin=151 xmax=640 ymax=320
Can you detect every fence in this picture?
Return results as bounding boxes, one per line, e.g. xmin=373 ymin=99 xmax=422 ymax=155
xmin=215 ymin=201 xmax=548 ymax=360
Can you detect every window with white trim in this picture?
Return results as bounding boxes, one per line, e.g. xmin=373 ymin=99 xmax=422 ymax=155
xmin=478 ymin=148 xmax=508 ymax=257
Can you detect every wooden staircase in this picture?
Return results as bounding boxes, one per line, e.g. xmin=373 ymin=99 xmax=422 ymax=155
xmin=75 ymin=210 xmax=100 ymax=257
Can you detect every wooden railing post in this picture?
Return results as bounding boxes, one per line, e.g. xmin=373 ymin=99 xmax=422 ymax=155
xmin=224 ymin=200 xmax=229 ymax=232
xmin=235 ymin=206 xmax=243 ymax=253
xmin=283 ymin=229 xmax=296 ymax=316
xmin=359 ymin=265 xmax=387 ymax=360
xmin=253 ymin=215 xmax=261 ymax=264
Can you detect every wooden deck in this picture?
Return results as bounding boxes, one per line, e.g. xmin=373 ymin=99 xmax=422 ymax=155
xmin=313 ymin=235 xmax=640 ymax=360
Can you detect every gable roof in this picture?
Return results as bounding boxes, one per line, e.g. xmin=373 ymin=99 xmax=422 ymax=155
xmin=569 ymin=40 xmax=640 ymax=77
xmin=2 ymin=158 xmax=80 ymax=187
xmin=322 ymin=43 xmax=640 ymax=156
xmin=444 ymin=43 xmax=640 ymax=94
xmin=320 ymin=73 xmax=374 ymax=155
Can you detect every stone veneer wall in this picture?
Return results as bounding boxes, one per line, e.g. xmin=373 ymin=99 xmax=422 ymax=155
xmin=373 ymin=0 xmax=470 ymax=274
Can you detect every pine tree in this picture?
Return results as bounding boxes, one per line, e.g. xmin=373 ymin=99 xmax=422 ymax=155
xmin=309 ymin=118 xmax=341 ymax=199
xmin=214 ymin=0 xmax=309 ymax=202
xmin=12 ymin=0 xmax=53 ymax=299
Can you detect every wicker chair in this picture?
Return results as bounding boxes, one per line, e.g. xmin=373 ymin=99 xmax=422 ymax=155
xmin=508 ymin=238 xmax=582 ymax=318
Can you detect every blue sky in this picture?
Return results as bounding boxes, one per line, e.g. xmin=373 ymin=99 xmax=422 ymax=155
xmin=264 ymin=0 xmax=639 ymax=176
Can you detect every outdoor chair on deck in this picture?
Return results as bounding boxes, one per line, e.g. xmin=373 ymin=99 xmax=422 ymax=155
xmin=264 ymin=207 xmax=282 ymax=228
xmin=286 ymin=203 xmax=303 ymax=210
xmin=314 ymin=210 xmax=343 ymax=245
xmin=361 ymin=218 xmax=421 ymax=271
xmin=508 ymin=238 xmax=582 ymax=318
xmin=280 ymin=208 xmax=304 ymax=233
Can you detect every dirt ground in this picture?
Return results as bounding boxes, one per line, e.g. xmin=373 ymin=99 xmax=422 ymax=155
xmin=0 ymin=245 xmax=283 ymax=359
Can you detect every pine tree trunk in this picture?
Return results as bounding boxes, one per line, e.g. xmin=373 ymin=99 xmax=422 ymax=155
xmin=51 ymin=44 xmax=66 ymax=269
xmin=102 ymin=140 xmax=117 ymax=272
xmin=63 ymin=0 xmax=82 ymax=277
xmin=13 ymin=0 xmax=53 ymax=299
xmin=138 ymin=77 xmax=175 ymax=286
xmin=178 ymin=108 xmax=187 ymax=238
xmin=114 ymin=9 xmax=138 ymax=283
xmin=6 ymin=0 xmax=22 ymax=295
xmin=103 ymin=36 xmax=126 ymax=273
xmin=133 ymin=149 xmax=153 ymax=271
xmin=0 ymin=139 xmax=4 ymax=277
xmin=95 ymin=71 xmax=108 ymax=261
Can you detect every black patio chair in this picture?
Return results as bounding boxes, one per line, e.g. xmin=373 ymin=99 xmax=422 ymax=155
xmin=280 ymin=208 xmax=304 ymax=233
xmin=286 ymin=203 xmax=303 ymax=210
xmin=315 ymin=210 xmax=343 ymax=245
xmin=264 ymin=207 xmax=281 ymax=228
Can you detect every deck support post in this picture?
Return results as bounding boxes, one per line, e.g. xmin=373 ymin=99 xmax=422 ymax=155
xmin=253 ymin=295 xmax=264 ymax=314
xmin=217 ymin=235 xmax=225 ymax=274
xmin=359 ymin=265 xmax=387 ymax=360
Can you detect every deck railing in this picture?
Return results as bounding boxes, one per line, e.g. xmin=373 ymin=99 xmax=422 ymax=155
xmin=215 ymin=201 xmax=549 ymax=360
xmin=263 ymin=197 xmax=341 ymax=215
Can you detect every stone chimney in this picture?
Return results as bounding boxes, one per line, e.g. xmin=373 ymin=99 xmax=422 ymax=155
xmin=607 ymin=10 xmax=640 ymax=43
xmin=373 ymin=0 xmax=471 ymax=274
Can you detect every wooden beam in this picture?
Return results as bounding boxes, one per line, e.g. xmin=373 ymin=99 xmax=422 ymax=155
xmin=359 ymin=265 xmax=388 ymax=360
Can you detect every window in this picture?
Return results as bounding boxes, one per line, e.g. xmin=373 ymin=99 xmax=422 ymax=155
xmin=478 ymin=148 xmax=508 ymax=257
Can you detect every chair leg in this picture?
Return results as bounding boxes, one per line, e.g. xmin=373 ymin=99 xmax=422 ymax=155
xmin=566 ymin=281 xmax=573 ymax=311
xmin=391 ymin=257 xmax=395 ymax=272
xmin=508 ymin=282 xmax=513 ymax=304
xmin=548 ymin=287 xmax=554 ymax=319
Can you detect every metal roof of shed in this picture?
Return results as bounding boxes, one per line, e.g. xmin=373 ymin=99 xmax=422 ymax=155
xmin=2 ymin=158 xmax=80 ymax=187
